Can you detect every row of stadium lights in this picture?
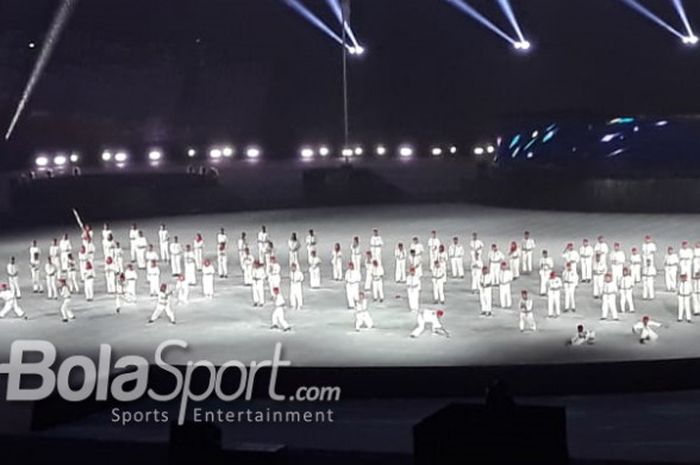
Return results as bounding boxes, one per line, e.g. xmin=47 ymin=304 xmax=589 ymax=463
xmin=300 ymin=144 xmax=461 ymax=160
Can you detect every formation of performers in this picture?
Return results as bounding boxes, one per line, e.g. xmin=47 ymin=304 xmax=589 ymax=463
xmin=3 ymin=222 xmax=694 ymax=344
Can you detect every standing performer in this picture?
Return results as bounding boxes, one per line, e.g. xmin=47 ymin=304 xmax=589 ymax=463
xmin=176 ymin=274 xmax=189 ymax=305
xmin=370 ymin=259 xmax=385 ymax=302
xmin=242 ymin=248 xmax=254 ymax=286
xmin=508 ymin=241 xmax=520 ymax=280
xmin=257 ymin=226 xmax=269 ymax=260
xmin=693 ymin=271 xmax=700 ymax=316
xmin=49 ymin=238 xmax=60 ymax=274
xmin=594 ymin=236 xmax=609 ymax=265
xmin=436 ymin=244 xmax=448 ymax=271
xmin=562 ymin=243 xmax=580 ymax=273
xmin=288 ymin=233 xmax=301 ymax=269
xmin=601 ymin=272 xmax=619 ymax=320
xmin=59 ymin=279 xmax=75 ymax=323
xmin=113 ymin=241 xmax=124 ymax=273
xmin=251 ymin=260 xmax=266 ymax=307
xmin=406 ymin=266 xmax=422 ymax=312
xmin=271 ymin=287 xmax=291 ymax=331
xmin=305 ymin=229 xmax=317 ymax=265
xmin=0 ymin=283 xmax=26 ymax=320
xmin=308 ymin=250 xmax=321 ymax=289
xmin=630 ymin=247 xmax=642 ymax=283
xmin=363 ymin=250 xmax=373 ymax=292
xmin=431 ymin=260 xmax=446 ymax=305
xmin=521 ymin=231 xmax=536 ymax=274
xmin=158 ymin=224 xmax=170 ymax=261
xmin=642 ymin=257 xmax=657 ymax=300
xmin=479 ymin=266 xmax=494 ymax=316
xmin=498 ymin=261 xmax=513 ymax=308
xmin=148 ymin=284 xmax=175 ymax=324
xmin=470 ymin=232 xmax=484 ymax=265
xmin=331 ymin=243 xmax=343 ymax=281
xmin=147 ymin=259 xmax=160 ymax=297
xmin=6 ymin=256 xmax=20 ymax=298
xmin=59 ymin=234 xmax=72 ymax=275
xmin=428 ymin=230 xmax=441 ymax=266
xmin=216 ymin=243 xmax=228 ymax=278
xmin=351 ymin=236 xmax=362 ymax=270
xmin=642 ymin=235 xmax=657 ymax=266
xmin=289 ymin=262 xmax=305 ymax=310
xmin=395 ymin=243 xmax=407 ymax=283
xmin=610 ymin=243 xmax=625 ymax=284
xmin=568 ymin=324 xmax=596 ymax=346
xmin=619 ymin=267 xmax=635 ymax=314
xmin=135 ymin=231 xmax=148 ymax=269
xmin=488 ymin=244 xmax=504 ymax=285
xmin=202 ymin=259 xmax=215 ymax=299
xmin=633 ymin=316 xmax=664 ymax=344
xmin=547 ymin=271 xmax=562 ymax=318
xmin=678 ymin=273 xmax=692 ymax=322
xmin=216 ymin=228 xmax=228 ymax=251
xmin=267 ymin=256 xmax=282 ymax=297
xmin=169 ymin=236 xmax=183 ymax=276
xmin=345 ymin=261 xmax=361 ymax=309
xmin=78 ymin=245 xmax=88 ymax=281
xmin=538 ymin=250 xmax=554 ymax=296
xmin=471 ymin=251 xmax=484 ymax=294
xmin=144 ymin=244 xmax=158 ymax=266
xmin=84 ymin=261 xmax=95 ymax=301
xmin=449 ymin=237 xmax=465 ymax=279
xmin=30 ymin=241 xmax=43 ymax=293
xmin=66 ymin=254 xmax=79 ymax=293
xmin=664 ymin=246 xmax=679 ymax=292
xmin=124 ymin=264 xmax=138 ymax=302
xmin=410 ymin=309 xmax=449 ymax=338
xmin=562 ymin=262 xmax=578 ymax=313
xmin=128 ymin=224 xmax=140 ymax=263
xmin=370 ymin=228 xmax=384 ymax=263
xmin=679 ymin=241 xmax=693 ymax=278
xmin=354 ymin=291 xmax=374 ymax=331
xmin=184 ymin=244 xmax=196 ymax=285
xmin=238 ymin=232 xmax=249 ymax=270
xmin=102 ymin=223 xmax=114 ymax=258
xmin=410 ymin=237 xmax=425 ymax=264
xmin=45 ymin=257 xmax=58 ymax=299
xmin=593 ymin=252 xmax=607 ymax=298
xmin=105 ymin=256 xmax=118 ymax=294
xmin=694 ymin=242 xmax=700 ymax=276
xmin=193 ymin=233 xmax=204 ymax=271
xmin=408 ymin=249 xmax=422 ymax=280
xmin=519 ymin=290 xmax=536 ymax=332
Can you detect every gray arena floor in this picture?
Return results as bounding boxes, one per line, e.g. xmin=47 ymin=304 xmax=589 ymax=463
xmin=1 ymin=203 xmax=699 ymax=367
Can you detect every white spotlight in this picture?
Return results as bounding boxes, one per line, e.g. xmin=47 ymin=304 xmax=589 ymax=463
xmin=300 ymin=147 xmax=314 ymax=159
xmin=473 ymin=147 xmax=485 ymax=155
xmin=187 ymin=148 xmax=196 ymax=157
xmin=222 ymin=146 xmax=234 ymax=157
xmin=246 ymin=147 xmax=260 ymax=159
xmin=101 ymin=151 xmax=113 ymax=162
xmin=376 ymin=145 xmax=386 ymax=156
xmin=683 ymin=34 xmax=698 ymax=45
xmin=35 ymin=155 xmax=49 ymax=167
xmin=354 ymin=146 xmax=363 ymax=156
xmin=514 ymin=40 xmax=531 ymax=51
xmin=114 ymin=152 xmax=128 ymax=163
xmin=431 ymin=147 xmax=443 ymax=156
xmin=210 ymin=149 xmax=222 ymax=159
xmin=69 ymin=153 xmax=79 ymax=163
xmin=54 ymin=155 xmax=67 ymax=166
xmin=449 ymin=146 xmax=458 ymax=154
xmin=353 ymin=45 xmax=365 ymax=55
xmin=319 ymin=146 xmax=330 ymax=157
xmin=399 ymin=145 xmax=414 ymax=158
xmin=486 ymin=145 xmax=495 ymax=154
xmin=148 ymin=150 xmax=162 ymax=161
xmin=342 ymin=148 xmax=353 ymax=157
xmin=28 ymin=42 xmax=36 ymax=49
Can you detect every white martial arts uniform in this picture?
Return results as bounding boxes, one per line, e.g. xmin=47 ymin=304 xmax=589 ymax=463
xmin=217 ymin=246 xmax=228 ymax=278
xmin=354 ymin=295 xmax=373 ymax=330
xmin=562 ymin=249 xmax=580 ymax=273
xmin=601 ymin=280 xmax=619 ymax=320
xmin=470 ymin=238 xmax=484 ymax=265
xmin=363 ymin=257 xmax=373 ymax=292
xmin=149 ymin=290 xmax=175 ymax=323
xmin=521 ymin=237 xmax=536 ymax=273
xmin=410 ymin=242 xmax=425 ymax=265
xmin=102 ymin=228 xmax=113 ymax=258
xmin=633 ymin=320 xmax=662 ymax=343
xmin=159 ymin=228 xmax=170 ymax=261
xmin=406 ymin=274 xmax=422 ymax=312
xmin=431 ymin=265 xmax=446 ymax=304
xmin=169 ymin=242 xmax=183 ymax=276
xmin=630 ymin=252 xmax=642 ymax=283
xmin=129 ymin=228 xmax=139 ymax=263
xmin=67 ymin=258 xmax=79 ymax=293
xmin=547 ymin=276 xmax=562 ymax=317
xmin=252 ymin=266 xmax=266 ymax=306
xmin=305 ymin=233 xmax=317 ymax=265
xmin=345 ymin=268 xmax=361 ymax=309
xmin=370 ymin=234 xmax=384 ymax=263
xmin=242 ymin=254 xmax=254 ymax=286
xmin=519 ymin=297 xmax=536 ymax=332
xmin=256 ymin=230 xmax=268 ymax=260
xmin=308 ymin=255 xmax=321 ymax=288
xmin=124 ymin=268 xmax=137 ymax=301
xmin=579 ymin=244 xmax=594 ymax=282
xmin=267 ymin=262 xmax=282 ymax=297
xmin=679 ymin=246 xmax=693 ymax=277
xmin=59 ymin=238 xmax=72 ymax=273
xmin=184 ymin=250 xmax=196 ymax=285
xmin=202 ymin=263 xmax=215 ymax=298
xmin=562 ymin=268 xmax=578 ymax=312
xmin=509 ymin=247 xmax=520 ymax=279
xmin=610 ymin=250 xmax=625 ymax=284
xmin=6 ymin=262 xmax=20 ymax=298
xmin=664 ymin=253 xmax=679 ymax=292
xmin=78 ymin=249 xmax=88 ymax=281
xmin=410 ymin=309 xmax=448 ymax=338
xmin=176 ymin=279 xmax=189 ymax=305
xmin=694 ymin=247 xmax=700 ymax=276
xmin=84 ymin=267 xmax=95 ymax=301
xmin=428 ymin=236 xmax=441 ymax=266
xmin=135 ymin=236 xmax=148 ymax=269
xmin=351 ymin=243 xmax=362 ymax=270
xmin=448 ymin=243 xmax=465 ymax=278
xmin=498 ymin=268 xmax=513 ymax=308
xmin=371 ymin=263 xmax=385 ymax=302
xmin=538 ymin=257 xmax=554 ymax=295
xmin=49 ymin=243 xmax=60 ymax=272
xmin=288 ymin=239 xmax=301 ymax=269
xmin=238 ymin=237 xmax=248 ymax=269
xmin=271 ymin=293 xmax=291 ymax=330
xmin=105 ymin=260 xmax=118 ymax=294
xmin=331 ymin=249 xmax=343 ymax=281
xmin=642 ymin=241 xmax=657 ymax=266
xmin=570 ymin=330 xmax=596 ymax=346
xmin=488 ymin=249 xmax=504 ymax=285
xmin=678 ymin=279 xmax=692 ymax=322
xmin=147 ymin=263 xmax=160 ymax=296
xmin=479 ymin=271 xmax=493 ymax=316
xmin=408 ymin=253 xmax=422 ymax=279
xmin=642 ymin=262 xmax=656 ymax=300
xmin=619 ymin=275 xmax=635 ymax=313
xmin=30 ymin=257 xmax=42 ymax=293
xmin=395 ymin=247 xmax=407 ymax=283
xmin=594 ymin=241 xmax=609 ymax=266
xmin=693 ymin=275 xmax=700 ymax=315
xmin=45 ymin=262 xmax=58 ymax=299
xmin=193 ymin=237 xmax=204 ymax=271
xmin=593 ymin=260 xmax=607 ymax=298
xmin=289 ymin=269 xmax=304 ymax=310
xmin=0 ymin=288 xmax=25 ymax=319
xmin=471 ymin=258 xmax=483 ymax=293
xmin=59 ymin=285 xmax=75 ymax=321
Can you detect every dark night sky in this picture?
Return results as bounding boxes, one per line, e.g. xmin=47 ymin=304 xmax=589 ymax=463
xmin=0 ymin=0 xmax=699 ymax=165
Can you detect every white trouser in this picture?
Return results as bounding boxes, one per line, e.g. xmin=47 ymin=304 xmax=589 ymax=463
xmin=332 ymin=261 xmax=343 ymax=281
xmin=218 ymin=256 xmax=228 ymax=277
xmin=346 ymin=284 xmax=359 ymax=308
xmin=564 ymin=284 xmax=576 ymax=310
xmin=68 ymin=271 xmax=79 ymax=292
xmin=160 ymin=242 xmax=169 ymax=260
xmin=106 ymin=273 xmax=116 ymax=294
xmin=0 ymin=300 xmax=25 ymax=318
xmin=203 ymin=277 xmax=214 ymax=298
xmin=611 ymin=265 xmax=623 ymax=284
xmin=407 ymin=289 xmax=420 ymax=311
xmin=372 ymin=280 xmax=384 ymax=301
xmin=480 ymin=288 xmax=492 ymax=314
xmin=289 ymin=251 xmax=299 ymax=269
xmin=539 ymin=270 xmax=549 ymax=295
xmin=194 ymin=249 xmax=203 ymax=270
xmin=548 ymin=291 xmax=561 ymax=316
xmin=46 ymin=277 xmax=57 ymax=299
xmin=620 ymin=289 xmax=634 ymax=313
xmin=185 ymin=263 xmax=196 ymax=285
xmin=602 ymin=294 xmax=618 ymax=319
xmin=680 ymin=260 xmax=692 ymax=277
xmin=351 ymin=255 xmax=361 ymax=271
xmin=272 ymin=307 xmax=290 ymax=330
xmin=489 ymin=263 xmax=500 ymax=284
xmin=238 ymin=251 xmax=246 ymax=270
xmin=471 ymin=269 xmax=480 ymax=291
xmin=84 ymin=278 xmax=94 ymax=300
xmin=171 ymin=255 xmax=182 ymax=275
xmin=310 ymin=269 xmax=321 ymax=288
xmin=290 ymin=284 xmax=303 ymax=309
xmin=150 ymin=303 xmax=175 ymax=323
xmin=126 ymin=281 xmax=136 ymax=300
xmin=31 ymin=267 xmax=43 ymax=292
xmin=268 ymin=276 xmax=281 ymax=297
xmin=410 ymin=312 xmax=442 ymax=338
xmin=364 ymin=271 xmax=372 ymax=291
xmin=450 ymin=258 xmax=464 ymax=278
xmin=136 ymin=249 xmax=147 ymax=269
xmin=499 ymin=284 xmax=511 ymax=308
xmin=694 ymin=293 xmax=700 ymax=315
xmin=643 ymin=277 xmax=655 ymax=299
xmin=129 ymin=242 xmax=137 ymax=262
xmin=148 ymin=278 xmax=159 ymax=296
xmin=252 ymin=280 xmax=265 ymax=305
xmin=371 ymin=247 xmax=382 ymax=264
xmin=355 ymin=311 xmax=373 ymax=330
xmin=665 ymin=267 xmax=677 ymax=291
xmin=631 ymin=265 xmax=641 ymax=283
xmin=522 ymin=251 xmax=533 ymax=272
xmin=678 ymin=295 xmax=692 ymax=321
xmin=519 ymin=312 xmax=536 ymax=331
xmin=639 ymin=327 xmax=658 ymax=342
xmin=510 ymin=259 xmax=520 ymax=278
xmin=243 ymin=267 xmax=252 ymax=285
xmin=395 ymin=260 xmax=406 ymax=282
xmin=581 ymin=258 xmax=592 ymax=281
xmin=593 ymin=274 xmax=604 ymax=297
xmin=60 ymin=298 xmax=74 ymax=320
xmin=432 ymin=279 xmax=445 ymax=303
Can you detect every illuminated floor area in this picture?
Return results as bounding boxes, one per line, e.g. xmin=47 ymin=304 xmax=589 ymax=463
xmin=1 ymin=203 xmax=700 ymax=367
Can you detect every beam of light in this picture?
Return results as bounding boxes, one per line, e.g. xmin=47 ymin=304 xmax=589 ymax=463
xmin=444 ymin=0 xmax=517 ymax=46
xmin=496 ymin=0 xmax=525 ymax=42
xmin=325 ymin=0 xmax=359 ymax=47
xmin=283 ymin=0 xmax=352 ymax=50
xmin=619 ymin=0 xmax=685 ymax=40
xmin=672 ymin=0 xmax=695 ymax=36
xmin=4 ymin=0 xmax=78 ymax=141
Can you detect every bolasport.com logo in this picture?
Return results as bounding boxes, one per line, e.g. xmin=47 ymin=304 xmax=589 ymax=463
xmin=0 ymin=340 xmax=341 ymax=426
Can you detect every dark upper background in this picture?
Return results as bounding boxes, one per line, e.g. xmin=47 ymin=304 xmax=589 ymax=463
xmin=0 ymin=0 xmax=699 ymax=168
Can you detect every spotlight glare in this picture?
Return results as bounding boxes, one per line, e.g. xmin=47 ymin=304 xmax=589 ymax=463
xmin=354 ymin=146 xmax=363 ymax=156
xmin=246 ymin=147 xmax=261 ymax=159
xmin=486 ymin=145 xmax=495 ymax=154
xmin=514 ymin=40 xmax=531 ymax=50
xmin=342 ymin=147 xmax=353 ymax=157
xmin=683 ymin=34 xmax=698 ymax=45
xmin=54 ymin=155 xmax=67 ymax=166
xmin=187 ymin=148 xmax=196 ymax=157
xmin=209 ymin=149 xmax=222 ymax=159
xmin=431 ymin=147 xmax=443 ymax=156
xmin=450 ymin=145 xmax=458 ymax=154
xmin=300 ymin=147 xmax=314 ymax=159
xmin=319 ymin=146 xmax=330 ymax=157
xmin=222 ymin=146 xmax=234 ymax=157
xmin=101 ymin=151 xmax=112 ymax=162
xmin=376 ymin=145 xmax=386 ymax=156
xmin=35 ymin=155 xmax=49 ymax=167
xmin=114 ymin=152 xmax=128 ymax=163
xmin=399 ymin=145 xmax=414 ymax=158
xmin=353 ymin=45 xmax=365 ymax=55
xmin=473 ymin=146 xmax=485 ymax=155
xmin=69 ymin=153 xmax=79 ymax=163
xmin=148 ymin=150 xmax=162 ymax=161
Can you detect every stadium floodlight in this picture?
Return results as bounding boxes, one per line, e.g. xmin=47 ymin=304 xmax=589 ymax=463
xmin=148 ymin=150 xmax=162 ymax=161
xmin=319 ymin=146 xmax=330 ymax=157
xmin=444 ymin=0 xmax=519 ymax=49
xmin=449 ymin=145 xmax=458 ymax=154
xmin=35 ymin=155 xmax=49 ymax=167
xmin=349 ymin=45 xmax=366 ymax=55
xmin=325 ymin=0 xmax=364 ymax=55
xmin=354 ymin=146 xmax=363 ymax=156
xmin=376 ymin=145 xmax=386 ymax=156
xmin=431 ymin=147 xmax=443 ymax=156
xmin=473 ymin=146 xmax=485 ymax=155
xmin=222 ymin=146 xmax=234 ymax=158
xmin=53 ymin=155 xmax=67 ymax=166
xmin=341 ymin=147 xmax=353 ymax=157
xmin=101 ymin=151 xmax=112 ymax=162
xmin=246 ymin=147 xmax=261 ymax=159
xmin=209 ymin=149 xmax=222 ymax=159
xmin=683 ymin=34 xmax=698 ymax=45
xmin=399 ymin=145 xmax=414 ymax=157
xmin=673 ymin=0 xmax=698 ymax=44
xmin=301 ymin=147 xmax=315 ymax=159
xmin=114 ymin=152 xmax=128 ymax=163
xmin=69 ymin=153 xmax=79 ymax=163
xmin=619 ymin=0 xmax=688 ymax=42
xmin=486 ymin=145 xmax=495 ymax=154
xmin=513 ymin=40 xmax=531 ymax=51
xmin=187 ymin=148 xmax=196 ymax=157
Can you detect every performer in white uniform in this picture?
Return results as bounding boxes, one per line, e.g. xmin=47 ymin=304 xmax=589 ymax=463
xmin=629 ymin=247 xmax=642 ymax=283
xmin=642 ymin=235 xmax=657 ymax=267
xmin=562 ymin=243 xmax=580 ymax=274
xmin=619 ymin=267 xmax=635 ymax=314
xmin=694 ymin=242 xmax=700 ymax=276
xmin=427 ymin=230 xmax=441 ymax=266
xmin=431 ymin=260 xmax=446 ymax=305
xmin=664 ymin=246 xmax=679 ymax=292
xmin=238 ymin=232 xmax=249 ymax=270
xmin=479 ymin=266 xmax=493 ymax=316
xmin=470 ymin=232 xmax=484 ymax=265
xmin=610 ymin=242 xmax=625 ymax=284
xmin=331 ymin=243 xmax=343 ymax=281
xmin=594 ymin=235 xmax=609 ymax=265
xmin=0 ymin=283 xmax=26 ymax=320
xmin=288 ymin=233 xmax=301 ymax=269
xmin=406 ymin=267 xmax=422 ymax=312
xmin=678 ymin=273 xmax=692 ymax=322
xmin=488 ymin=244 xmax=504 ymax=285
xmin=83 ymin=261 xmax=95 ymax=301
xmin=679 ymin=241 xmax=693 ymax=278
xmin=354 ymin=291 xmax=374 ymax=331
xmin=289 ymin=263 xmax=304 ymax=310
xmin=30 ymin=241 xmax=43 ymax=293
xmin=351 ymin=236 xmax=362 ymax=271
xmin=395 ymin=243 xmax=407 ymax=283
xmin=471 ymin=251 xmax=483 ymax=294
xmin=498 ymin=261 xmax=513 ymax=308
xmin=547 ymin=271 xmax=562 ymax=318
xmin=642 ymin=257 xmax=657 ymax=300
xmin=568 ymin=324 xmax=596 ymax=346
xmin=6 ymin=256 xmax=20 ymax=299
xmin=579 ymin=239 xmax=593 ymax=284
xmin=448 ymin=236 xmax=465 ymax=279
xmin=59 ymin=233 xmax=72 ymax=275
xmin=508 ymin=241 xmax=520 ymax=280
xmin=345 ymin=261 xmax=361 ymax=309
xmin=693 ymin=271 xmax=700 ymax=316
xmin=305 ymin=229 xmax=317 ymax=265
xmin=592 ymin=252 xmax=607 ymax=298
xmin=370 ymin=259 xmax=385 ymax=302
xmin=410 ymin=309 xmax=449 ymax=338
xmin=521 ymin=231 xmax=536 ymax=274
xmin=45 ymin=257 xmax=58 ymax=299
xmin=128 ymin=224 xmax=140 ymax=263
xmin=242 ymin=248 xmax=254 ymax=286
xmin=562 ymin=261 xmax=578 ymax=313
xmin=633 ymin=315 xmax=664 ymax=344
xmin=251 ymin=260 xmax=266 ymax=307
xmin=59 ymin=279 xmax=75 ymax=323
xmin=102 ymin=223 xmax=114 ymax=258
xmin=135 ymin=231 xmax=148 ymax=269
xmin=148 ymin=284 xmax=176 ymax=324
xmin=271 ymin=287 xmax=291 ymax=331
xmin=518 ymin=290 xmax=536 ymax=332
xmin=145 ymin=244 xmax=159 ymax=267
xmin=267 ymin=255 xmax=282 ymax=297
xmin=184 ymin=244 xmax=196 ymax=285
xmin=370 ymin=228 xmax=384 ymax=264
xmin=217 ymin=243 xmax=228 ymax=278
xmin=158 ymin=224 xmax=170 ymax=261
xmin=257 ymin=226 xmax=269 ymax=260
xmin=147 ymin=259 xmax=160 ymax=297
xmin=538 ymin=250 xmax=554 ymax=296
xmin=202 ymin=259 xmax=215 ymax=299
xmin=105 ymin=256 xmax=118 ymax=294
xmin=169 ymin=236 xmax=183 ymax=276
xmin=193 ymin=233 xmax=205 ymax=271
xmin=124 ymin=264 xmax=138 ymax=302
xmin=601 ymin=272 xmax=619 ymax=320
xmin=308 ymin=250 xmax=321 ymax=289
